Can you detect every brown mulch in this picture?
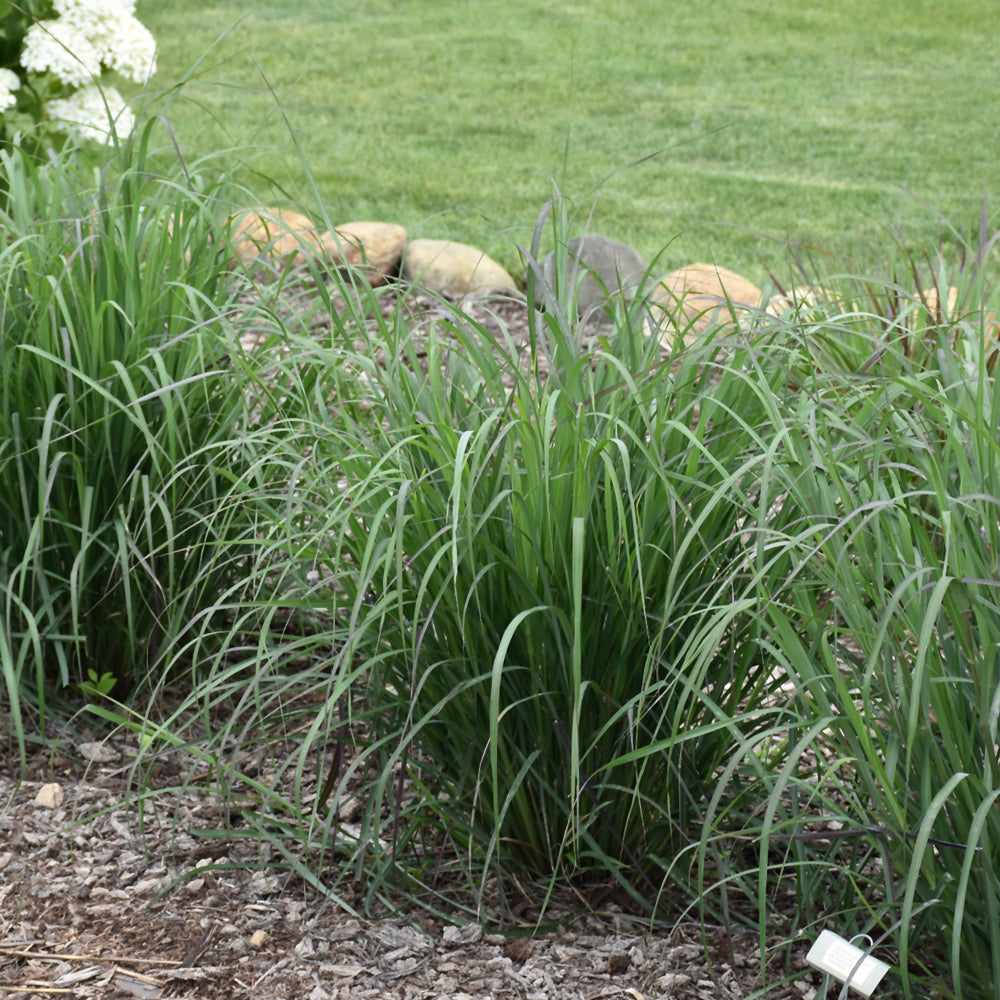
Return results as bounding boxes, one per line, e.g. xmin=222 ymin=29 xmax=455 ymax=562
xmin=231 ymin=267 xmax=679 ymax=386
xmin=0 ymin=729 xmax=822 ymax=1000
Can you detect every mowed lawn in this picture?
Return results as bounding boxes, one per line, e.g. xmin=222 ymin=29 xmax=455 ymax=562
xmin=137 ymin=0 xmax=1000 ymax=281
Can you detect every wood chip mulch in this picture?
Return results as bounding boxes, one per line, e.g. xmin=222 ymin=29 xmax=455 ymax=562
xmin=0 ymin=730 xmax=823 ymax=1000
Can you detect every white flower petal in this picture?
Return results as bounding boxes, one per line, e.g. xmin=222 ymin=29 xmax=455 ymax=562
xmin=46 ymin=84 xmax=135 ymax=143
xmin=53 ymin=0 xmax=137 ymax=30
xmin=94 ymin=16 xmax=157 ymax=83
xmin=21 ymin=20 xmax=102 ymax=87
xmin=0 ymin=69 xmax=19 ymax=113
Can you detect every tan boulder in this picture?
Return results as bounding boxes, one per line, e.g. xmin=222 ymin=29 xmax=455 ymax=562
xmin=914 ymin=286 xmax=1000 ymax=364
xmin=649 ymin=263 xmax=761 ymax=348
xmin=319 ymin=221 xmax=407 ymax=285
xmin=764 ymin=284 xmax=844 ymax=318
xmin=917 ymin=285 xmax=959 ymax=319
xmin=402 ymin=238 xmax=517 ymax=297
xmin=228 ymin=207 xmax=324 ymax=269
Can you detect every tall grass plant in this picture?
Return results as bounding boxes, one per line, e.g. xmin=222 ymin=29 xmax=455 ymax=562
xmin=697 ymin=253 xmax=1000 ymax=997
xmin=230 ymin=206 xmax=828 ymax=920
xmin=0 ymin=123 xmax=323 ymax=746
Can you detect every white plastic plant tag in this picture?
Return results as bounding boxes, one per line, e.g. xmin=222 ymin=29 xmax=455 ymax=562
xmin=806 ymin=930 xmax=890 ymax=997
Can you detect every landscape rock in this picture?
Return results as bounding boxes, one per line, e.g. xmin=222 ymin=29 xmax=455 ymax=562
xmin=402 ymin=238 xmax=516 ymax=296
xmin=764 ymin=284 xmax=844 ymax=318
xmin=34 ymin=783 xmax=63 ymax=808
xmin=917 ymin=285 xmax=959 ymax=319
xmin=535 ymin=234 xmax=648 ymax=316
xmin=228 ymin=206 xmax=325 ymax=270
xmin=320 ymin=221 xmax=407 ymax=285
xmin=915 ymin=286 xmax=999 ymax=360
xmin=649 ymin=263 xmax=762 ymax=348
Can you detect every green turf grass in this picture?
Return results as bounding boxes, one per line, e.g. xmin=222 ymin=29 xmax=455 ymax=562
xmin=138 ymin=0 xmax=999 ymax=283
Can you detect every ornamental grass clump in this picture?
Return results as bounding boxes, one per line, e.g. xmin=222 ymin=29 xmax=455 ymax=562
xmin=769 ymin=367 xmax=1000 ymax=998
xmin=289 ymin=218 xmax=821 ymax=913
xmin=0 ymin=125 xmax=305 ymax=738
xmin=719 ymin=244 xmax=1000 ymax=997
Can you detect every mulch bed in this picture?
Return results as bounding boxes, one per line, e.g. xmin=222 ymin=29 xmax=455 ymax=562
xmin=0 ymin=729 xmax=821 ymax=1000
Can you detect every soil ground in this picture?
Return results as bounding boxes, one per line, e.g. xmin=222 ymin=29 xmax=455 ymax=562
xmin=0 ymin=731 xmax=821 ymax=1000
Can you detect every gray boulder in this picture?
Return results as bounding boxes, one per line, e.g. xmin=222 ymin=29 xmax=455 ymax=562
xmin=534 ymin=234 xmax=648 ymax=315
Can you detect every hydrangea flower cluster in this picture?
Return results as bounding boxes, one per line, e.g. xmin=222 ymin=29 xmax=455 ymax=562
xmin=0 ymin=69 xmax=20 ymax=114
xmin=2 ymin=0 xmax=157 ymax=142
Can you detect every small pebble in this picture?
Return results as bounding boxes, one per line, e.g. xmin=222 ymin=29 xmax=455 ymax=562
xmin=503 ymin=938 xmax=535 ymax=962
xmin=77 ymin=741 xmax=118 ymax=763
xmin=34 ymin=783 xmax=63 ymax=808
xmin=607 ymin=952 xmax=631 ymax=974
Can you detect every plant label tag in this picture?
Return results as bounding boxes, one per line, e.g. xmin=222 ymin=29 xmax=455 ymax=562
xmin=806 ymin=930 xmax=890 ymax=997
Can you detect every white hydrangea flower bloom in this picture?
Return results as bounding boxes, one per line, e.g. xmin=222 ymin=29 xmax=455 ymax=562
xmin=13 ymin=0 xmax=156 ymax=143
xmin=21 ymin=19 xmax=103 ymax=88
xmin=0 ymin=69 xmax=20 ymax=114
xmin=53 ymin=0 xmax=137 ymax=31
xmin=94 ymin=16 xmax=157 ymax=83
xmin=46 ymin=83 xmax=135 ymax=143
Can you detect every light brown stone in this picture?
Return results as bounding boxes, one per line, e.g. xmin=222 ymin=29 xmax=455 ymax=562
xmin=319 ymin=221 xmax=407 ymax=285
xmin=228 ymin=207 xmax=324 ymax=269
xmin=917 ymin=285 xmax=959 ymax=319
xmin=34 ymin=783 xmax=63 ymax=808
xmin=402 ymin=238 xmax=517 ymax=297
xmin=764 ymin=284 xmax=844 ymax=318
xmin=649 ymin=263 xmax=761 ymax=348
xmin=915 ymin=286 xmax=1000 ymax=363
